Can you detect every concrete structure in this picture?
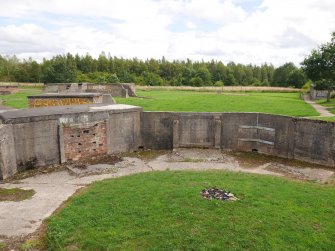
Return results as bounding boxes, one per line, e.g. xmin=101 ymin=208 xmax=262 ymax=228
xmin=44 ymin=83 xmax=137 ymax=98
xmin=0 ymin=85 xmax=18 ymax=95
xmin=310 ymin=85 xmax=334 ymax=100
xmin=0 ymin=104 xmax=142 ymax=179
xmin=27 ymin=93 xmax=105 ymax=108
xmin=1 ymin=106 xmax=335 ymax=179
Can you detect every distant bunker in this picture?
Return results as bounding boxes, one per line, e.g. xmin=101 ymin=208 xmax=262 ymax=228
xmin=0 ymin=85 xmax=19 ymax=95
xmin=44 ymin=83 xmax=137 ymax=98
xmin=27 ymin=93 xmax=107 ymax=108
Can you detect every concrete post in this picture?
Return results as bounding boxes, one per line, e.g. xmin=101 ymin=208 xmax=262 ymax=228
xmin=58 ymin=123 xmax=66 ymax=163
xmin=173 ymin=120 xmax=179 ymax=148
xmin=214 ymin=118 xmax=222 ymax=149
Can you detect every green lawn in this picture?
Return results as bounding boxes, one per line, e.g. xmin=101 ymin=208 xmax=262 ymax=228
xmin=0 ymin=89 xmax=319 ymax=117
xmin=116 ymin=90 xmax=318 ymax=117
xmin=308 ymin=116 xmax=335 ymax=122
xmin=316 ymin=99 xmax=335 ymax=107
xmin=0 ymin=89 xmax=42 ymax=108
xmin=46 ymin=171 xmax=335 ymax=250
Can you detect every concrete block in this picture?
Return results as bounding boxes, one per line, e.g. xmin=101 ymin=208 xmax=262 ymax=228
xmin=293 ymin=119 xmax=335 ymax=166
xmin=12 ymin=120 xmax=60 ymax=170
xmin=108 ymin=111 xmax=141 ymax=153
xmin=178 ymin=114 xmax=215 ymax=147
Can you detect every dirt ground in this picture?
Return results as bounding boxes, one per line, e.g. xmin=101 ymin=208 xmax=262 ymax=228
xmin=0 ymin=149 xmax=334 ymax=250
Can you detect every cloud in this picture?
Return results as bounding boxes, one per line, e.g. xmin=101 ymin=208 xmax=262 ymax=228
xmin=0 ymin=0 xmax=334 ymax=66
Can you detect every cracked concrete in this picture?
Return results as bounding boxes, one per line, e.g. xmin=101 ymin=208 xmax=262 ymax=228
xmin=0 ymin=149 xmax=334 ymax=238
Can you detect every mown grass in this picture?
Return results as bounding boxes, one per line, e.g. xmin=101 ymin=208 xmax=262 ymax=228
xmin=46 ymin=171 xmax=335 ymax=250
xmin=0 ymin=89 xmax=42 ymax=108
xmin=116 ymin=90 xmax=318 ymax=116
xmin=316 ymin=98 xmax=335 ymax=107
xmin=308 ymin=116 xmax=335 ymax=122
xmin=0 ymin=89 xmax=318 ymax=117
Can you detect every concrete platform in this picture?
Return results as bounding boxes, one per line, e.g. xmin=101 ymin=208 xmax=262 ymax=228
xmin=0 ymin=104 xmax=142 ymax=124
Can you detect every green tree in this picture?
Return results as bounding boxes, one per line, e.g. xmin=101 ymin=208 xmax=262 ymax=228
xmin=272 ymin=62 xmax=297 ymax=86
xmin=302 ymin=32 xmax=335 ymax=101
xmin=107 ymin=73 xmax=120 ymax=83
xmin=224 ymin=73 xmax=237 ymax=86
xmin=43 ymin=55 xmax=77 ymax=83
xmin=142 ymin=72 xmax=163 ymax=86
xmin=195 ymin=66 xmax=212 ymax=85
xmin=287 ymin=69 xmax=307 ymax=88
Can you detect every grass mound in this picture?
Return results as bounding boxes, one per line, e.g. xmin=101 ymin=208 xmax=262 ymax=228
xmin=46 ymin=171 xmax=335 ymax=250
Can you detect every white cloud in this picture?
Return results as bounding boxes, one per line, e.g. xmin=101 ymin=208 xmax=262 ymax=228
xmin=0 ymin=0 xmax=334 ymax=66
xmin=186 ymin=21 xmax=197 ymax=30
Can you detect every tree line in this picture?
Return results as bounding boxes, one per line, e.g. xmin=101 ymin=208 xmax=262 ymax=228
xmin=0 ymin=53 xmax=307 ymax=88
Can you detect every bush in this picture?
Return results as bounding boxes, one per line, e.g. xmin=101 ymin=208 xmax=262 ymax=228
xmin=214 ymin=81 xmax=224 ymax=87
xmin=107 ymin=73 xmax=120 ymax=83
xmin=301 ymin=80 xmax=312 ymax=91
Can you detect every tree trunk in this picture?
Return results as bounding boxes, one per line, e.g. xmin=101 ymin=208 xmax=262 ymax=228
xmin=327 ymin=89 xmax=331 ymax=102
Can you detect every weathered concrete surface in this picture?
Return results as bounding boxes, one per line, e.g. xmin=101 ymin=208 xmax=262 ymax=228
xmin=44 ymin=83 xmax=137 ymax=98
xmin=141 ymin=112 xmax=335 ymax=167
xmin=0 ymin=104 xmax=142 ymax=180
xmin=108 ymin=111 xmax=141 ymax=153
xmin=0 ymin=149 xmax=333 ymax=238
xmin=12 ymin=120 xmax=60 ymax=169
xmin=1 ymin=108 xmax=335 ymax=181
xmin=0 ymin=124 xmax=16 ymax=179
xmin=0 ymin=105 xmax=16 ymax=114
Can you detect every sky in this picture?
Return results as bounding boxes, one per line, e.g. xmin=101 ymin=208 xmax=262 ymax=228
xmin=0 ymin=0 xmax=334 ymax=66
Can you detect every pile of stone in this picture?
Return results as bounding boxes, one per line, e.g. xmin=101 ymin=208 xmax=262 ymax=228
xmin=201 ymin=188 xmax=237 ymax=201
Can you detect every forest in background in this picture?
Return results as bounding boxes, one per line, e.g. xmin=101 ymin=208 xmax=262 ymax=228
xmin=0 ymin=53 xmax=307 ymax=88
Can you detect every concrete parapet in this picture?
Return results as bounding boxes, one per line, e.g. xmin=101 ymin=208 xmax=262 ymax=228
xmin=44 ymin=83 xmax=137 ymax=98
xmin=140 ymin=112 xmax=335 ymax=167
xmin=0 ymin=107 xmax=335 ymax=179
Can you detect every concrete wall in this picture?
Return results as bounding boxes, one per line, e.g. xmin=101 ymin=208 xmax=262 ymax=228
xmin=141 ymin=112 xmax=174 ymax=150
xmin=1 ymin=107 xmax=335 ymax=180
xmin=0 ymin=104 xmax=142 ymax=179
xmin=12 ymin=120 xmax=60 ymax=170
xmin=108 ymin=111 xmax=141 ymax=153
xmin=86 ymin=84 xmax=129 ymax=98
xmin=0 ymin=125 xmax=17 ymax=179
xmin=140 ymin=112 xmax=335 ymax=167
xmin=44 ymin=83 xmax=137 ymax=98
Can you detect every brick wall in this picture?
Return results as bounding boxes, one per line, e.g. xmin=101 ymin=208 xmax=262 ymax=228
xmin=62 ymin=121 xmax=107 ymax=161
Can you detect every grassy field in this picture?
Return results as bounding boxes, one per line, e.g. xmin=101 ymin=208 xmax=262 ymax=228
xmin=116 ymin=90 xmax=318 ymax=116
xmin=0 ymin=89 xmax=42 ymax=108
xmin=46 ymin=171 xmax=335 ymax=250
xmin=0 ymin=88 xmax=319 ymax=117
